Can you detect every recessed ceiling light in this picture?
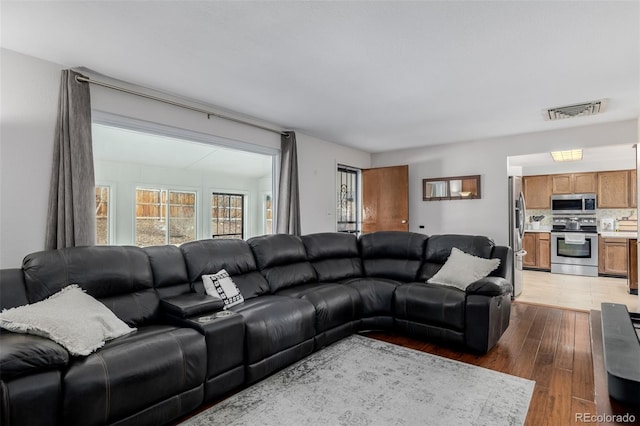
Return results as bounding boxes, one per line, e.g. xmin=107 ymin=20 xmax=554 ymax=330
xmin=550 ymin=149 xmax=583 ymax=162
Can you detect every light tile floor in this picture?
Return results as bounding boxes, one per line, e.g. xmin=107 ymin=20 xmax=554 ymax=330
xmin=516 ymin=270 xmax=639 ymax=313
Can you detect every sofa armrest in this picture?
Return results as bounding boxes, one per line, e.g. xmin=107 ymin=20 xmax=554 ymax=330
xmin=0 ymin=331 xmax=69 ymax=381
xmin=160 ymin=293 xmax=224 ymax=318
xmin=489 ymin=245 xmax=513 ymax=280
xmin=465 ymin=276 xmax=513 ymax=297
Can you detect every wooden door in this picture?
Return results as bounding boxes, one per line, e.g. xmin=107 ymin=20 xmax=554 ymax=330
xmin=362 ymin=165 xmax=409 ymax=233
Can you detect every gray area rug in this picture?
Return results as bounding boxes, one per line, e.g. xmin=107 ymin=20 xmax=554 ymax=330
xmin=181 ymin=335 xmax=535 ymax=426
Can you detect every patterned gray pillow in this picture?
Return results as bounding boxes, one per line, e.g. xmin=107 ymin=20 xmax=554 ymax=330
xmin=202 ymin=269 xmax=245 ymax=309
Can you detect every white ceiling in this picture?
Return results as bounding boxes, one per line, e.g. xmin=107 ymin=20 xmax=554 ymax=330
xmin=509 ymin=144 xmax=636 ymax=169
xmin=92 ymin=124 xmax=273 ymax=178
xmin=1 ymin=1 xmax=638 ymax=153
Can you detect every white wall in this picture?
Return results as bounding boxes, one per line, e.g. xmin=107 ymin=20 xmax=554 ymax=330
xmin=372 ymin=119 xmax=638 ymax=246
xmin=296 ymin=133 xmax=370 ymax=235
xmin=0 ymin=49 xmax=61 ymax=268
xmin=0 ymin=49 xmax=372 ymax=267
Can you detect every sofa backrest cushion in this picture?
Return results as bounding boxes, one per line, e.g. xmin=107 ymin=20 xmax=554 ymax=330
xmin=248 ymin=234 xmax=317 ymax=293
xmin=0 ymin=268 xmax=28 ymax=310
xmin=419 ymin=234 xmax=495 ymax=281
xmin=359 ymin=231 xmax=428 ymax=282
xmin=22 ymin=246 xmax=157 ymax=327
xmin=301 ymin=233 xmax=362 ymax=282
xmin=143 ymin=245 xmax=191 ymax=299
xmin=180 ymin=239 xmax=269 ymax=299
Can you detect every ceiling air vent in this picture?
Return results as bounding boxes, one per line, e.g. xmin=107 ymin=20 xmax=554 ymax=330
xmin=543 ymin=99 xmax=607 ymax=121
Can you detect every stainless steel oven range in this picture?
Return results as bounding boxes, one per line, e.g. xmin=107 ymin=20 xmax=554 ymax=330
xmin=550 ymin=216 xmax=598 ymax=277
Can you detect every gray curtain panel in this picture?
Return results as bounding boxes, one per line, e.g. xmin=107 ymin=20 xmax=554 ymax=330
xmin=45 ymin=70 xmax=96 ymax=249
xmin=276 ymin=131 xmax=301 ymax=235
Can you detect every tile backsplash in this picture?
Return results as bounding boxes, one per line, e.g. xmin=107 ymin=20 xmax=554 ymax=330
xmin=526 ymin=208 xmax=637 ymax=229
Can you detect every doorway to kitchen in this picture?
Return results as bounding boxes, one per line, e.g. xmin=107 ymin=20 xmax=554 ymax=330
xmin=507 ymin=144 xmax=638 ymax=312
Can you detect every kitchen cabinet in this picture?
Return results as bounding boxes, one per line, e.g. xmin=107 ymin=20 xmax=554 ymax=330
xmin=522 ymin=233 xmax=536 ymax=268
xmin=598 ymin=236 xmax=628 ymax=277
xmin=537 ymin=232 xmax=551 ymax=269
xmin=551 ymin=172 xmax=597 ymax=194
xmin=523 ymin=175 xmax=551 ymax=209
xmin=630 ymin=170 xmax=637 ymax=208
xmin=629 ymin=239 xmax=637 ymax=294
xmin=573 ymin=172 xmax=598 ymax=193
xmin=597 ymin=170 xmax=630 ymax=208
xmin=523 ymin=232 xmax=551 ymax=271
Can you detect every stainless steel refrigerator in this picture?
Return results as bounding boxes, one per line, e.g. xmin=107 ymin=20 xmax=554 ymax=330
xmin=508 ymin=176 xmax=527 ymax=297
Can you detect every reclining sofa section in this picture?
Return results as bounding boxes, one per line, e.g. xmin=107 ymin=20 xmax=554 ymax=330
xmin=0 ymin=231 xmax=513 ymax=426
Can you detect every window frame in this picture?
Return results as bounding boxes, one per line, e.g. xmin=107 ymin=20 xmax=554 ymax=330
xmin=134 ymin=185 xmax=199 ymax=246
xmin=95 ymin=182 xmax=115 ymax=245
xmin=210 ymin=189 xmax=250 ymax=240
xmin=336 ymin=165 xmax=361 ymax=235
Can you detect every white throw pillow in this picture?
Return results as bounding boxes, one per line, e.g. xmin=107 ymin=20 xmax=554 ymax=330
xmin=202 ymin=269 xmax=244 ymax=309
xmin=0 ymin=285 xmax=136 ymax=356
xmin=427 ymin=247 xmax=501 ymax=291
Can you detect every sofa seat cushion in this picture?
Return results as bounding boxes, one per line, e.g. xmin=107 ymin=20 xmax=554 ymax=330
xmin=341 ymin=277 xmax=400 ymax=317
xmin=0 ymin=332 xmax=69 ymax=380
xmin=62 ymin=325 xmax=206 ymax=426
xmin=394 ymin=283 xmax=466 ymax=331
xmin=276 ymin=283 xmax=361 ymax=333
xmin=228 ymin=296 xmax=315 ymax=365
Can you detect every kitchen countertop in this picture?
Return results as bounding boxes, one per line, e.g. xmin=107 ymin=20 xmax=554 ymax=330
xmin=525 ymin=227 xmax=552 ymax=233
xmin=599 ymin=231 xmax=638 ymax=239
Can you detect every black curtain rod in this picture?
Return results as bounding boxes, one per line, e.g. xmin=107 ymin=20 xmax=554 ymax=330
xmin=75 ymin=74 xmax=288 ymax=137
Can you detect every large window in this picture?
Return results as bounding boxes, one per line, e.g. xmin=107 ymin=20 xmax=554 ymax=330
xmin=92 ymin=118 xmax=276 ymax=245
xmin=211 ymin=192 xmax=244 ymax=239
xmin=95 ymin=185 xmax=110 ymax=245
xmin=337 ymin=166 xmax=360 ymax=234
xmin=136 ymin=188 xmax=196 ymax=246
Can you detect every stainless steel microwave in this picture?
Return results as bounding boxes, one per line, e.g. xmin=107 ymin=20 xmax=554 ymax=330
xmin=550 ymin=193 xmax=597 ymax=215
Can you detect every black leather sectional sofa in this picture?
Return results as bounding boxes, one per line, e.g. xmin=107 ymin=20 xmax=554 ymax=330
xmin=0 ymin=231 xmax=512 ymax=426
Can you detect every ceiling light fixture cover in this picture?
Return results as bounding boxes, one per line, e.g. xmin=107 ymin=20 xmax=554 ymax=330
xmin=550 ymin=149 xmax=583 ymax=162
xmin=543 ymin=99 xmax=607 ymax=121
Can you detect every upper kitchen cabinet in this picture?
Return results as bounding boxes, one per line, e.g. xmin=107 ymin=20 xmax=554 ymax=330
xmin=630 ymin=169 xmax=637 ymax=208
xmin=523 ymin=175 xmax=551 ymax=209
xmin=597 ymin=170 xmax=631 ymax=208
xmin=551 ymin=172 xmax=597 ymax=194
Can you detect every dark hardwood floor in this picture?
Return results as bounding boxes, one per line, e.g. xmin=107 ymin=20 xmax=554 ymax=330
xmin=366 ymin=301 xmax=639 ymax=426
xmin=178 ymin=302 xmax=638 ymax=425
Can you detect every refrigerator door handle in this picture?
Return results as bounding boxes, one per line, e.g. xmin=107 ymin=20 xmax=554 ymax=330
xmin=517 ymin=191 xmax=527 ymax=240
